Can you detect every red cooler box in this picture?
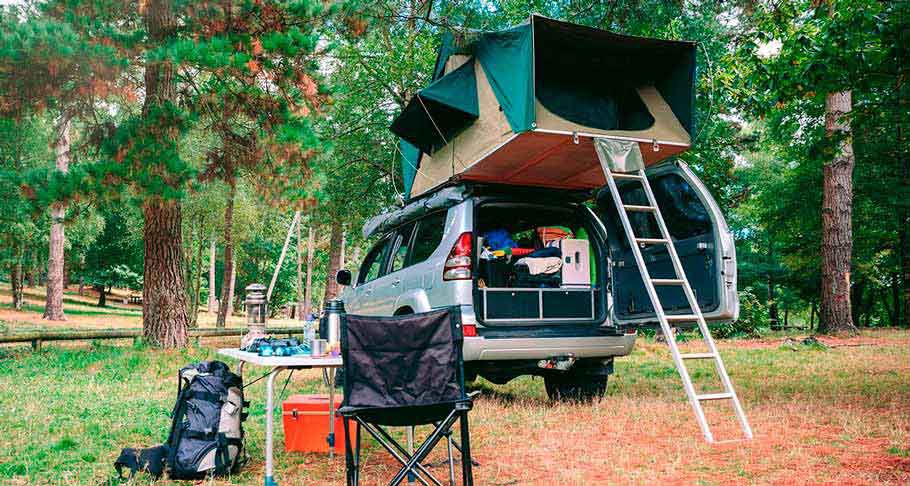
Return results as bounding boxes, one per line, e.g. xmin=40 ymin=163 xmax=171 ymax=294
xmin=282 ymin=394 xmax=346 ymax=454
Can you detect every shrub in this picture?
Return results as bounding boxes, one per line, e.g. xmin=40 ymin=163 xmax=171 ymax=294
xmin=709 ymin=287 xmax=770 ymax=338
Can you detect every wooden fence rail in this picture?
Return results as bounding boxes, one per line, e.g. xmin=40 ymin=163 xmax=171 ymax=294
xmin=0 ymin=326 xmax=306 ymax=351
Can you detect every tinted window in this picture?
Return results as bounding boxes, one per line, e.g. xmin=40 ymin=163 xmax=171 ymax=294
xmin=408 ymin=211 xmax=447 ymax=265
xmin=598 ymin=173 xmax=712 ymax=249
xmin=358 ymin=237 xmax=392 ymax=284
xmin=389 ymin=223 xmax=416 ymax=274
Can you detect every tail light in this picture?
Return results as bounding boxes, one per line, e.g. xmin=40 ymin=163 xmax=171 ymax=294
xmin=462 ymin=323 xmax=478 ymax=337
xmin=443 ymin=232 xmax=472 ymax=281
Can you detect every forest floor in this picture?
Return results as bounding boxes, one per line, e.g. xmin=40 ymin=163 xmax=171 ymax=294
xmin=1 ymin=327 xmax=908 ymax=485
xmin=0 ymin=282 xmax=301 ymax=332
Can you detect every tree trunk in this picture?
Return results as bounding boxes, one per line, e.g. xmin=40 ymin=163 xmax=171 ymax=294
xmin=78 ymin=277 xmax=85 ymax=296
xmin=141 ymin=0 xmax=187 ymax=348
xmin=188 ymin=229 xmax=203 ymax=328
xmin=11 ymin=244 xmax=23 ymax=311
xmin=304 ymin=225 xmax=314 ymax=317
xmin=142 ymin=198 xmax=189 ymax=346
xmin=25 ymin=251 xmax=36 ymax=288
xmin=96 ymin=285 xmax=107 ymax=307
xmin=767 ymin=274 xmax=778 ymax=330
xmin=208 ymin=236 xmax=217 ymax=313
xmin=43 ymin=115 xmax=71 ymax=321
xmin=322 ymin=220 xmax=344 ymax=305
xmin=216 ymin=173 xmax=236 ymax=328
xmin=891 ymin=273 xmax=901 ymax=326
xmin=226 ymin=255 xmax=236 ymax=317
xmin=809 ymin=300 xmax=817 ymax=332
xmin=818 ymin=90 xmax=857 ymax=335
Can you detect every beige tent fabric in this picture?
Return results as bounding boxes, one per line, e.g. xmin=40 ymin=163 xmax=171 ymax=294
xmin=534 ymin=86 xmax=691 ymax=146
xmin=410 ymin=60 xmax=515 ymax=197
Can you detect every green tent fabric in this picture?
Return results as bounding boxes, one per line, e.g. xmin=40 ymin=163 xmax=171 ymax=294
xmin=399 ymin=139 xmax=421 ymax=200
xmin=474 ymin=24 xmax=535 ymax=133
xmin=390 ymin=58 xmax=479 ymax=154
xmin=392 ymin=15 xmax=697 ymax=200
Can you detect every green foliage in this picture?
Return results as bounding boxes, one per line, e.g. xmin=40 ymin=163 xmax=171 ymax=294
xmin=711 ymin=288 xmax=771 ymax=339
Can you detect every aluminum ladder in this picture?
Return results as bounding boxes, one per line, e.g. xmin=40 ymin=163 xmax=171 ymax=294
xmin=600 ymin=163 xmax=753 ymax=444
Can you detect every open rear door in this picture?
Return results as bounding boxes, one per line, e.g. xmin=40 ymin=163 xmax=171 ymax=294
xmin=595 ymin=160 xmax=738 ymax=326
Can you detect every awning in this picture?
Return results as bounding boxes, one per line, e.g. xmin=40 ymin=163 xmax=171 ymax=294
xmin=390 ymin=59 xmax=479 ymax=154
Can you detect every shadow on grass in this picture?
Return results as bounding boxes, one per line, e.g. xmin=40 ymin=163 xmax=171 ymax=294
xmin=0 ymin=300 xmax=141 ymax=317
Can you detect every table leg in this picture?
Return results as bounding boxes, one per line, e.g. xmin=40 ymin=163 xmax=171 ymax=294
xmin=265 ymin=367 xmax=283 ymax=486
xmin=328 ymin=368 xmax=335 ymax=459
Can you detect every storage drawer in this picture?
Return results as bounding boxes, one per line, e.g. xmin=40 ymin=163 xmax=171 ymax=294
xmin=483 ymin=289 xmax=540 ymax=320
xmin=542 ymin=290 xmax=594 ymax=319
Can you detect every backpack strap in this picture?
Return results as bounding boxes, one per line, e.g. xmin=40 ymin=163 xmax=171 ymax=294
xmin=114 ymin=445 xmax=167 ymax=480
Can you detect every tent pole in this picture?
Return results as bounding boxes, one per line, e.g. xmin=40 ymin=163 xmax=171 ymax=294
xmin=268 ymin=211 xmax=300 ymax=303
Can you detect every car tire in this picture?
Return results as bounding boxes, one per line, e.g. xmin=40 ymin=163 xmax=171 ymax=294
xmin=544 ymin=374 xmax=608 ymax=402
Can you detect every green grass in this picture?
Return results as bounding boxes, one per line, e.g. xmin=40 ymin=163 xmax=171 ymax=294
xmin=1 ymin=331 xmax=909 ymax=485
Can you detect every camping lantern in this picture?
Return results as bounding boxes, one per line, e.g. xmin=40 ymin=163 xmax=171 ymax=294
xmin=242 ymin=283 xmax=268 ymax=348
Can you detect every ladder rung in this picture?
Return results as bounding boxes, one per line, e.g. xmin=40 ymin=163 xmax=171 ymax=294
xmin=681 ymin=352 xmax=716 ymax=360
xmin=611 ymin=172 xmax=643 ymax=180
xmin=665 ymin=314 xmax=699 ymax=322
xmin=636 ymin=238 xmax=668 ymax=245
xmin=623 ymin=204 xmax=656 ymax=212
xmin=652 ymin=278 xmax=685 ymax=285
xmin=696 ymin=392 xmax=733 ymax=401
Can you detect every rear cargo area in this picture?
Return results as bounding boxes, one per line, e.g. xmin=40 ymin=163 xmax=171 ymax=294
xmin=474 ymin=204 xmax=605 ymax=324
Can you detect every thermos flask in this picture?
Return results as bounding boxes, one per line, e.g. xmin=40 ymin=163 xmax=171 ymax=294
xmin=320 ymin=299 xmax=345 ymax=356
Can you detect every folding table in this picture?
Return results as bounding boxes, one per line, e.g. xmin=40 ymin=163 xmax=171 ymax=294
xmin=218 ymin=348 xmax=342 ymax=486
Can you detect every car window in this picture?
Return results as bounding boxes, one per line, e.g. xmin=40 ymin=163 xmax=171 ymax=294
xmin=597 ymin=173 xmax=712 ymax=249
xmin=650 ymin=174 xmax=711 ymax=240
xmin=389 ymin=223 xmax=416 ymax=274
xmin=358 ymin=236 xmax=392 ymax=284
xmin=408 ymin=211 xmax=447 ymax=266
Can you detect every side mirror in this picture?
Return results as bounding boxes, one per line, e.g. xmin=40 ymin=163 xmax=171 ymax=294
xmin=336 ymin=269 xmax=352 ymax=286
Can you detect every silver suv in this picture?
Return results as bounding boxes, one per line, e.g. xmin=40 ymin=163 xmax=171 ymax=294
xmin=337 ymin=161 xmax=738 ymax=401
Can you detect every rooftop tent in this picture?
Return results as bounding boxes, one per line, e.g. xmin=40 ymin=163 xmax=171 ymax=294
xmin=391 ymin=15 xmax=697 ymax=200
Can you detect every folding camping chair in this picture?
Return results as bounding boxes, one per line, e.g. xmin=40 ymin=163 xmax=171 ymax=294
xmin=339 ymin=307 xmax=474 ymax=486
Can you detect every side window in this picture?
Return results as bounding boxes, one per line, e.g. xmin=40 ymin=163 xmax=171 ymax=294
xmin=650 ymin=174 xmax=711 ymax=240
xmin=358 ymin=236 xmax=392 ymax=285
xmin=389 ymin=223 xmax=416 ymax=274
xmin=408 ymin=211 xmax=447 ymax=266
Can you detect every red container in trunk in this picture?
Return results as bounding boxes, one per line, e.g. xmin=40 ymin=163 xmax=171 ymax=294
xmin=282 ymin=394 xmax=346 ymax=454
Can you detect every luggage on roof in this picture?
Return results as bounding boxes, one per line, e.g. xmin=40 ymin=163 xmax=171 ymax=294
xmin=392 ymin=15 xmax=696 ymax=200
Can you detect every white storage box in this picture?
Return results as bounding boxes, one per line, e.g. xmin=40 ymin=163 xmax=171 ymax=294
xmin=559 ymin=239 xmax=591 ymax=287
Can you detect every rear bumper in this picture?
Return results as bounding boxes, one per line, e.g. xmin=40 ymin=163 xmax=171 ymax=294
xmin=462 ymin=333 xmax=636 ymax=361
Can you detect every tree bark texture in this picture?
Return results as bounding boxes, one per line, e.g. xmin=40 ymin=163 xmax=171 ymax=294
xmin=322 ymin=220 xmax=344 ymax=305
xmin=141 ymin=0 xmax=187 ymax=347
xmin=304 ymin=226 xmax=314 ymax=317
xmin=43 ymin=115 xmax=71 ymax=321
xmin=216 ymin=173 xmax=236 ymax=328
xmin=208 ymin=236 xmax=217 ymax=313
xmin=142 ymin=198 xmax=188 ymax=346
xmin=818 ymin=90 xmax=857 ymax=334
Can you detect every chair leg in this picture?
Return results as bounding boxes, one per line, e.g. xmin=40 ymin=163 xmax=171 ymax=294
xmin=446 ymin=432 xmax=456 ymax=486
xmin=389 ymin=411 xmax=460 ymax=486
xmin=343 ymin=417 xmax=357 ymax=486
xmin=354 ymin=421 xmax=362 ymax=485
xmin=460 ymin=411 xmax=473 ymax=486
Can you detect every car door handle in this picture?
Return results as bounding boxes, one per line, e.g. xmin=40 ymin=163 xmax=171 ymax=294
xmin=364 ymin=288 xmax=373 ymax=296
xmin=391 ymin=279 xmax=401 ymax=287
